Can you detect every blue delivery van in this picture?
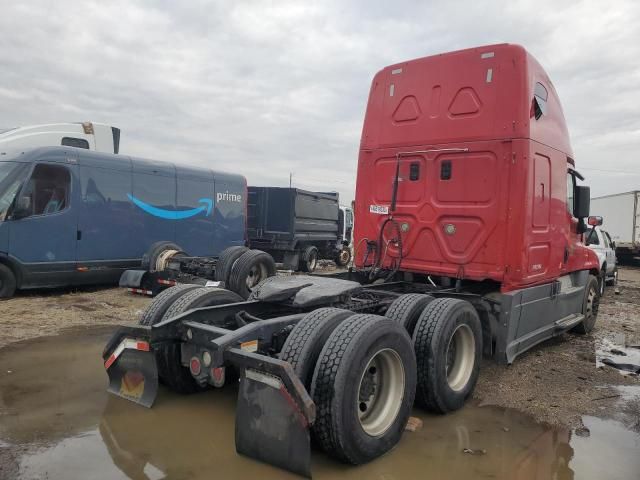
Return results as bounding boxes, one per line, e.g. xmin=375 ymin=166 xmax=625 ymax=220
xmin=0 ymin=146 xmax=246 ymax=297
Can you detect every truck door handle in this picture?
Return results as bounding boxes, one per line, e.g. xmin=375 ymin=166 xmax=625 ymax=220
xmin=563 ymin=245 xmax=569 ymax=263
xmin=77 ymin=230 xmax=82 ymax=241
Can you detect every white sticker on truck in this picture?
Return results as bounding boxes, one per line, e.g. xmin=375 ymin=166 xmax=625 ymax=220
xmin=370 ymin=205 xmax=389 ymax=215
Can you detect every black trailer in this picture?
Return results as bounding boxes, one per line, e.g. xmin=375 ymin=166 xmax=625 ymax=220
xmin=247 ymin=187 xmax=350 ymax=271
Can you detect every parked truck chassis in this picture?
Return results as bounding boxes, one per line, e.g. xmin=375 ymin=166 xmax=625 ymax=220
xmin=103 ymin=270 xmax=599 ymax=477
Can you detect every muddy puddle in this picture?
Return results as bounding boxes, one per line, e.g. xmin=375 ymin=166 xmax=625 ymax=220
xmin=1 ymin=328 xmax=639 ymax=480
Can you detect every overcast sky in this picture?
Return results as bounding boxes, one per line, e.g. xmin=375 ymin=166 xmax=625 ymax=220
xmin=1 ymin=0 xmax=639 ymax=202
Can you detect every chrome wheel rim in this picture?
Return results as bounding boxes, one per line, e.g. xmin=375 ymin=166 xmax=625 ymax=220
xmin=245 ymin=262 xmax=268 ymax=289
xmin=339 ymin=249 xmax=350 ymax=265
xmin=446 ymin=324 xmax=475 ymax=392
xmin=308 ymin=252 xmax=317 ymax=271
xmin=357 ymin=349 xmax=405 ymax=437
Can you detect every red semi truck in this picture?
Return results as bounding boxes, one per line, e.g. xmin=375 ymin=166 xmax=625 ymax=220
xmin=102 ymin=44 xmax=600 ymax=477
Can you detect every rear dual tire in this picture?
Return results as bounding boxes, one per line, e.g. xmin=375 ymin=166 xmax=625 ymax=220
xmin=412 ymin=298 xmax=482 ymax=413
xmin=310 ymin=314 xmax=416 ymax=464
xmin=138 ymin=285 xmax=243 ymax=394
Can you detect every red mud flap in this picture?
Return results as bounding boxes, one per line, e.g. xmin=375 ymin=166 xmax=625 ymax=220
xmin=104 ymin=337 xmax=159 ymax=408
xmin=230 ymin=349 xmax=315 ymax=478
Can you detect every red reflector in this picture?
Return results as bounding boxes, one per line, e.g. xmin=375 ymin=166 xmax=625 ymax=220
xmin=136 ymin=341 xmax=150 ymax=352
xmin=104 ymin=354 xmax=116 ymax=370
xmin=190 ymin=357 xmax=201 ymax=376
xmin=212 ymin=367 xmax=223 ymax=382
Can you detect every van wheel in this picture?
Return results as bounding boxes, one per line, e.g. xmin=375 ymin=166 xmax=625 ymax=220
xmin=215 ymin=246 xmax=249 ymax=283
xmin=0 ymin=264 xmax=17 ymax=299
xmin=279 ymin=308 xmax=354 ymax=389
xmin=311 ymin=314 xmax=416 ymax=464
xmin=300 ymin=246 xmax=319 ymax=272
xmin=158 ymin=287 xmax=243 ymax=394
xmin=413 ymin=298 xmax=482 ymax=413
xmin=606 ymin=266 xmax=618 ymax=286
xmin=228 ymin=249 xmax=276 ymax=299
xmin=385 ymin=294 xmax=435 ymax=335
xmin=572 ymin=275 xmax=600 ymax=335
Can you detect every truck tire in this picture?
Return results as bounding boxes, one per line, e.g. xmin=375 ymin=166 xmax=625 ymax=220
xmin=310 ymin=314 xmax=416 ymax=464
xmin=162 ymin=287 xmax=243 ymax=321
xmin=598 ymin=264 xmax=606 ymax=295
xmin=143 ymin=241 xmax=185 ymax=272
xmin=138 ymin=284 xmax=202 ymax=326
xmin=572 ymin=275 xmax=600 ymax=335
xmin=607 ymin=266 xmax=619 ymax=286
xmin=228 ymin=249 xmax=276 ymax=299
xmin=385 ymin=294 xmax=435 ymax=335
xmin=413 ymin=298 xmax=482 ymax=414
xmin=0 ymin=263 xmax=17 ymax=299
xmin=214 ymin=246 xmax=249 ymax=283
xmin=279 ymin=308 xmax=354 ymax=389
xmin=336 ymin=247 xmax=352 ymax=267
xmin=300 ymin=246 xmax=319 ymax=272
xmin=158 ymin=287 xmax=244 ymax=394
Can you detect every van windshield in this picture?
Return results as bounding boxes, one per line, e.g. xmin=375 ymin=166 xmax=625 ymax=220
xmin=0 ymin=161 xmax=29 ymax=221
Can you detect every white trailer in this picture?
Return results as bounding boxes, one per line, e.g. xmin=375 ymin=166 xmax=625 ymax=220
xmin=0 ymin=122 xmax=120 ymax=153
xmin=591 ymin=191 xmax=640 ymax=260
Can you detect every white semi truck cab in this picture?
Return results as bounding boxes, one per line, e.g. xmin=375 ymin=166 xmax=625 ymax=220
xmin=0 ymin=122 xmax=120 ymax=154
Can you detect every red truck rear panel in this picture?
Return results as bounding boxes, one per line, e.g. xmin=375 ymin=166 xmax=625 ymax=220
xmin=354 ymin=44 xmax=598 ymax=291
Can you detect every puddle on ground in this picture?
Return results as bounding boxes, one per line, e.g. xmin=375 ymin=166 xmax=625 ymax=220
xmin=596 ymin=335 xmax=640 ymax=375
xmin=1 ymin=328 xmax=639 ymax=480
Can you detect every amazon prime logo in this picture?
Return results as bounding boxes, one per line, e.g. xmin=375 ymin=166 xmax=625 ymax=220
xmin=127 ymin=194 xmax=213 ymax=220
xmin=217 ymin=191 xmax=242 ymax=203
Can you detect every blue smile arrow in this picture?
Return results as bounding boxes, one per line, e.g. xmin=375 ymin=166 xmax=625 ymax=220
xmin=127 ymin=194 xmax=213 ymax=220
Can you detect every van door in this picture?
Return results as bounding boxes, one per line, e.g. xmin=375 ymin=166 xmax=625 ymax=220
xmin=8 ymin=158 xmax=79 ymax=287
xmin=76 ymin=153 xmax=136 ymax=282
xmin=130 ymin=159 xmax=176 ymax=257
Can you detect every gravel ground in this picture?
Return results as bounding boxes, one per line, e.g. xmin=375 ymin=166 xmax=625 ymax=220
xmin=475 ymin=266 xmax=640 ymax=430
xmin=0 ymin=267 xmax=638 ymax=431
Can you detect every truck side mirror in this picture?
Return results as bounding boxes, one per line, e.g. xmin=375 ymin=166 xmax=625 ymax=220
xmin=573 ymin=185 xmax=590 ymax=219
xmin=587 ymin=216 xmax=603 ymax=226
xmin=11 ymin=196 xmax=32 ymax=219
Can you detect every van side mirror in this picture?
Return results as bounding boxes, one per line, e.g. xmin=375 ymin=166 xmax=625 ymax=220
xmin=588 ymin=216 xmax=603 ymax=226
xmin=11 ymin=196 xmax=31 ymax=219
xmin=573 ymin=185 xmax=590 ymax=218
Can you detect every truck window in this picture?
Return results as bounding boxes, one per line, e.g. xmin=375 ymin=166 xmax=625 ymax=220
xmin=533 ymin=82 xmax=548 ymax=120
xmin=61 ymin=137 xmax=90 ymax=149
xmin=0 ymin=161 xmax=29 ymax=221
xmin=585 ymin=229 xmax=599 ymax=246
xmin=19 ymin=164 xmax=71 ymax=216
xmin=604 ymin=231 xmax=614 ymax=247
xmin=566 ymin=173 xmax=574 ymax=215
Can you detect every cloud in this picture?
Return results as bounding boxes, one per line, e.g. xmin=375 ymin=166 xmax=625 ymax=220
xmin=1 ymin=0 xmax=639 ymax=201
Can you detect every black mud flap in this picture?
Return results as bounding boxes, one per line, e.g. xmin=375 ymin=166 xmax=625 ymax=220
xmin=119 ymin=269 xmax=148 ymax=289
xmin=104 ymin=337 xmax=159 ymax=408
xmin=232 ymin=350 xmax=314 ymax=478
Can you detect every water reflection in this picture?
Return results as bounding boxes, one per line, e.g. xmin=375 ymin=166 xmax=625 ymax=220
xmin=2 ymin=329 xmax=639 ymax=480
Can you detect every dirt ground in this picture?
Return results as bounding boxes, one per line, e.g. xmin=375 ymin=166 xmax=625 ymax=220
xmin=0 ymin=268 xmax=639 ymax=432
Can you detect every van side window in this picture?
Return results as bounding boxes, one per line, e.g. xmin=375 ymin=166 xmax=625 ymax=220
xmin=19 ymin=164 xmax=71 ymax=216
xmin=566 ymin=173 xmax=574 ymax=215
xmin=61 ymin=137 xmax=90 ymax=149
